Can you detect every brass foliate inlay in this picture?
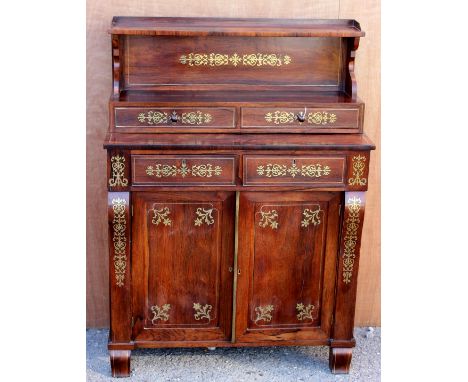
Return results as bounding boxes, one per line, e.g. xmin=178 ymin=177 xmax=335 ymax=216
xmin=308 ymin=111 xmax=337 ymax=125
xmin=138 ymin=111 xmax=168 ymax=125
xmin=301 ymin=207 xmax=322 ymax=227
xmin=179 ymin=53 xmax=292 ymax=67
xmin=137 ymin=110 xmax=213 ymax=125
xmin=109 ymin=155 xmax=128 ymax=187
xmin=151 ymin=304 xmax=171 ymax=323
xmin=348 ymin=155 xmax=367 ymax=186
xmin=193 ymin=303 xmax=212 ymax=322
xmin=181 ymin=111 xmax=212 ymax=125
xmin=254 ymin=305 xmax=274 ymax=324
xmin=258 ymin=209 xmax=279 ymax=230
xmin=265 ymin=111 xmax=295 ymax=124
xmin=296 ymin=303 xmax=315 ymax=321
xmin=194 ymin=207 xmax=215 ymax=227
xmin=264 ymin=111 xmax=337 ymax=125
xmin=151 ymin=206 xmax=172 ymax=226
xmin=343 ymin=196 xmax=362 ymax=284
xmin=256 ymin=163 xmax=331 ymax=178
xmin=146 ymin=162 xmax=222 ymax=178
xmin=111 ymin=198 xmax=127 ymax=287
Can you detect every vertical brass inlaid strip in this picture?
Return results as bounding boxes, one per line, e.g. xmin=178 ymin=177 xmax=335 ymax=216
xmin=231 ymin=191 xmax=240 ymax=343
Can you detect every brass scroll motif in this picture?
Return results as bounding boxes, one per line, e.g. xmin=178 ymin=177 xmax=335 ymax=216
xmin=343 ymin=196 xmax=362 ymax=284
xmin=193 ymin=303 xmax=212 ymax=322
xmin=151 ymin=304 xmax=171 ymax=323
xmin=151 ymin=206 xmax=172 ymax=226
xmin=254 ymin=305 xmax=274 ymax=324
xmin=181 ymin=111 xmax=212 ymax=125
xmin=301 ymin=207 xmax=322 ymax=227
xmin=179 ymin=53 xmax=292 ymax=67
xmin=137 ymin=110 xmax=213 ymax=125
xmin=296 ymin=303 xmax=315 ymax=321
xmin=256 ymin=163 xmax=331 ymax=178
xmin=263 ymin=111 xmax=337 ymax=125
xmin=258 ymin=209 xmax=279 ymax=229
xmin=137 ymin=111 xmax=168 ymax=124
xmin=109 ymin=155 xmax=128 ymax=187
xmin=146 ymin=162 xmax=222 ymax=178
xmin=194 ymin=207 xmax=215 ymax=226
xmin=348 ymin=155 xmax=367 ymax=186
xmin=111 ymin=198 xmax=127 ymax=287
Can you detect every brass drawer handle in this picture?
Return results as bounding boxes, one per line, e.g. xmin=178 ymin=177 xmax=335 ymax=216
xmin=169 ymin=111 xmax=179 ymax=123
xmin=296 ymin=108 xmax=307 ymax=123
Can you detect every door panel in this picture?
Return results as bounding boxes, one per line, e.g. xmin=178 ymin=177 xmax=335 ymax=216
xmin=235 ymin=191 xmax=340 ymax=343
xmin=132 ymin=191 xmax=235 ymax=342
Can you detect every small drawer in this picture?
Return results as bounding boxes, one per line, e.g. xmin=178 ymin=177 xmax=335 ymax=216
xmin=243 ymin=155 xmax=346 ymax=186
xmin=241 ymin=107 xmax=360 ymax=132
xmin=132 ymin=155 xmax=236 ymax=186
xmin=115 ymin=107 xmax=236 ymax=130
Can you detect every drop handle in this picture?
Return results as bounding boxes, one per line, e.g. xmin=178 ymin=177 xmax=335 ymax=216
xmin=296 ymin=108 xmax=307 ymax=123
xmin=169 ymin=111 xmax=179 ymax=123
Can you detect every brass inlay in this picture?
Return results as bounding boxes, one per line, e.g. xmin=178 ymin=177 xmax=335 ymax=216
xmin=111 ymin=198 xmax=127 ymax=287
xmin=296 ymin=303 xmax=315 ymax=321
xmin=150 ymin=206 xmax=172 ymax=226
xmin=265 ymin=111 xmax=295 ymax=124
xmin=193 ymin=303 xmax=212 ymax=322
xmin=180 ymin=53 xmax=291 ymax=67
xmin=146 ymin=163 xmax=222 ymax=178
xmin=194 ymin=206 xmax=215 ymax=226
xmin=138 ymin=111 xmax=168 ymax=124
xmin=256 ymin=163 xmax=331 ymax=178
xmin=109 ymin=155 xmax=128 ymax=187
xmin=254 ymin=305 xmax=274 ymax=324
xmin=181 ymin=111 xmax=212 ymax=125
xmin=301 ymin=207 xmax=322 ymax=227
xmin=348 ymin=155 xmax=367 ymax=186
xmin=308 ymin=111 xmax=337 ymax=125
xmin=151 ymin=304 xmax=171 ymax=323
xmin=343 ymin=196 xmax=362 ymax=284
xmin=263 ymin=111 xmax=337 ymax=125
xmin=258 ymin=209 xmax=279 ymax=230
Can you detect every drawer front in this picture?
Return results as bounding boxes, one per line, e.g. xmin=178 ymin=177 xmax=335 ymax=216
xmin=241 ymin=107 xmax=360 ymax=131
xmin=243 ymin=155 xmax=346 ymax=186
xmin=115 ymin=107 xmax=235 ymax=130
xmin=133 ymin=155 xmax=236 ymax=186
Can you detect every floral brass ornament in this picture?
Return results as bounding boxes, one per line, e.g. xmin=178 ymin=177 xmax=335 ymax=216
xmin=151 ymin=304 xmax=171 ymax=323
xmin=151 ymin=206 xmax=172 ymax=227
xmin=137 ymin=111 xmax=168 ymax=125
xmin=343 ymin=196 xmax=362 ymax=284
xmin=179 ymin=53 xmax=292 ymax=67
xmin=265 ymin=111 xmax=295 ymax=124
xmin=146 ymin=163 xmax=222 ymax=178
xmin=193 ymin=303 xmax=212 ymax=322
xmin=348 ymin=155 xmax=367 ymax=186
xmin=111 ymin=198 xmax=127 ymax=287
xmin=181 ymin=111 xmax=212 ymax=125
xmin=256 ymin=163 xmax=331 ymax=178
xmin=296 ymin=303 xmax=315 ymax=321
xmin=254 ymin=305 xmax=274 ymax=324
xmin=308 ymin=111 xmax=337 ymax=125
xmin=194 ymin=206 xmax=215 ymax=227
xmin=109 ymin=155 xmax=128 ymax=187
xmin=258 ymin=209 xmax=279 ymax=229
xmin=301 ymin=207 xmax=322 ymax=227
xmin=263 ymin=111 xmax=337 ymax=125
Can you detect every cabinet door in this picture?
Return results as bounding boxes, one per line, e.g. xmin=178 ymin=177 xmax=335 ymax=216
xmin=235 ymin=192 xmax=340 ymax=343
xmin=132 ymin=191 xmax=235 ymax=343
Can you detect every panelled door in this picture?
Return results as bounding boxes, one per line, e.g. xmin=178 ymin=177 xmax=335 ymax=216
xmin=132 ymin=191 xmax=235 ymax=343
xmin=234 ymin=191 xmax=341 ymax=343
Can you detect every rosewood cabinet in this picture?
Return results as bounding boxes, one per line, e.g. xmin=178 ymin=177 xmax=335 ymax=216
xmin=104 ymin=17 xmax=375 ymax=377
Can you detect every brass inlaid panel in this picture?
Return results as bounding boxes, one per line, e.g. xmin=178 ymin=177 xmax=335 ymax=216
xmin=194 ymin=206 xmax=215 ymax=226
xmin=301 ymin=207 xmax=322 ymax=227
xmin=111 ymin=198 xmax=127 ymax=287
xmin=179 ymin=53 xmax=292 ymax=67
xmin=296 ymin=303 xmax=315 ymax=321
xmin=109 ymin=155 xmax=128 ymax=187
xmin=343 ymin=196 xmax=362 ymax=284
xmin=257 ymin=208 xmax=279 ymax=230
xmin=193 ymin=303 xmax=212 ymax=322
xmin=254 ymin=305 xmax=274 ymax=324
xmin=150 ymin=304 xmax=171 ymax=323
xmin=150 ymin=206 xmax=172 ymax=227
xmin=348 ymin=155 xmax=367 ymax=186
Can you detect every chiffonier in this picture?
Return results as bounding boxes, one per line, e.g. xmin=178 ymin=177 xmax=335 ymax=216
xmin=104 ymin=17 xmax=375 ymax=377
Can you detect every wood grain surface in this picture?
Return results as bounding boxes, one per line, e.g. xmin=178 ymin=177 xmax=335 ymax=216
xmin=86 ymin=0 xmax=380 ymax=327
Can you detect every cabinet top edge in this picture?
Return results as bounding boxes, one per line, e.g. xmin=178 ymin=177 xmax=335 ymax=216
xmin=109 ymin=17 xmax=365 ymax=37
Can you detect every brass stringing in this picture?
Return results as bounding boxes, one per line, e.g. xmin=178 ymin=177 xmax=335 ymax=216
xmin=194 ymin=206 xmax=215 ymax=226
xmin=151 ymin=304 xmax=171 ymax=323
xmin=296 ymin=303 xmax=315 ymax=321
xmin=348 ymin=155 xmax=367 ymax=186
xmin=179 ymin=53 xmax=292 ymax=67
xmin=146 ymin=163 xmax=222 ymax=178
xmin=254 ymin=305 xmax=274 ymax=324
xmin=343 ymin=196 xmax=361 ymax=284
xmin=256 ymin=163 xmax=331 ymax=178
xmin=151 ymin=206 xmax=172 ymax=226
xmin=258 ymin=209 xmax=279 ymax=229
xmin=109 ymin=155 xmax=128 ymax=187
xmin=137 ymin=111 xmax=168 ymax=124
xmin=301 ymin=207 xmax=322 ymax=227
xmin=263 ymin=111 xmax=337 ymax=125
xmin=181 ymin=111 xmax=212 ymax=125
xmin=193 ymin=303 xmax=212 ymax=322
xmin=111 ymin=198 xmax=127 ymax=287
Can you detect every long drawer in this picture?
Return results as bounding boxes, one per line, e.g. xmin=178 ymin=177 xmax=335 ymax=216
xmin=243 ymin=155 xmax=346 ymax=186
xmin=241 ymin=106 xmax=362 ymax=133
xmin=132 ymin=155 xmax=237 ymax=185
